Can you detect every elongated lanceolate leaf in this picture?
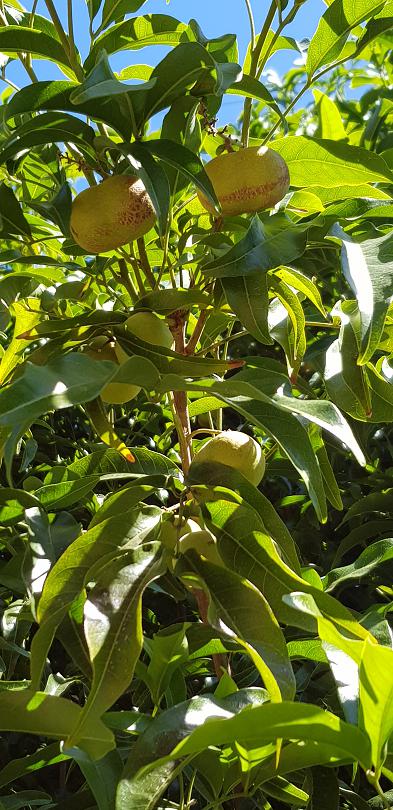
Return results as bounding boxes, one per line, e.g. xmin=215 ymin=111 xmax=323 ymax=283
xmin=333 ymin=226 xmax=393 ymax=364
xmin=306 ymin=0 xmax=386 ymax=77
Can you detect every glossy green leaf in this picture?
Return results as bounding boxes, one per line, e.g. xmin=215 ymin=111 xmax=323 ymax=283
xmin=271 ymin=136 xmax=393 ymax=188
xmin=187 ymin=461 xmax=301 ymax=572
xmin=222 ymin=272 xmax=272 ymax=344
xmin=144 ymin=625 xmax=188 ymax=705
xmin=181 ymin=552 xmax=296 ymax=700
xmin=30 ymin=506 xmax=162 ymax=689
xmin=85 ymin=15 xmax=188 ymax=72
xmin=202 ymin=498 xmax=370 ymax=638
xmin=202 ymin=215 xmax=308 ymax=278
xmin=0 ymin=184 xmax=31 ymax=238
xmin=145 ymin=139 xmax=218 ymax=211
xmin=0 ymin=27 xmax=73 ymax=73
xmin=0 ymin=113 xmax=96 ymax=166
xmin=117 ymin=690 xmax=268 ymax=810
xmin=168 ymin=701 xmax=371 ymax=768
xmin=0 ymin=690 xmax=113 ymax=760
xmin=65 ymin=543 xmax=165 ymax=750
xmin=336 ymin=227 xmax=393 ymax=364
xmin=306 ymin=0 xmax=386 ymax=76
xmin=359 ymin=640 xmax=393 ymax=773
xmin=0 ymin=742 xmax=66 ymax=790
xmin=323 ymin=539 xmax=393 ymax=591
xmin=97 ymin=0 xmax=148 ymax=33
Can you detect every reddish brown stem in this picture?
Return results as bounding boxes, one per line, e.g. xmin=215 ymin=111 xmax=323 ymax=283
xmin=185 ymin=309 xmax=208 ymax=355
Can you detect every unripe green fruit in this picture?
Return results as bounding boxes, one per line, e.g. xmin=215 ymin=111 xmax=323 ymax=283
xmin=192 ymin=430 xmax=265 ymax=486
xmin=197 ymin=145 xmax=290 ymax=217
xmin=87 ymin=312 xmax=174 ymax=405
xmin=160 ymin=517 xmax=200 ymax=550
xmin=70 ymin=175 xmax=156 ymax=254
xmin=86 ymin=337 xmax=139 ymax=404
xmin=179 ymin=529 xmax=222 ymax=566
xmin=125 ymin=312 xmax=173 ymax=349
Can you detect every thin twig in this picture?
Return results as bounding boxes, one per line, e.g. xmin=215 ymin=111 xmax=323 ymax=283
xmin=241 ymin=0 xmax=278 ymax=147
xmin=185 ymin=309 xmax=208 ymax=355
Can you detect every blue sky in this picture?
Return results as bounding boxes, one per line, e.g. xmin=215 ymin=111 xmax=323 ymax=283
xmin=7 ymin=0 xmax=326 ymax=127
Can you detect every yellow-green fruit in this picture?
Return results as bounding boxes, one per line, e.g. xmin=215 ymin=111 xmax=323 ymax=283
xmin=197 ymin=146 xmax=290 ymax=217
xmin=125 ymin=311 xmax=173 ymax=349
xmin=86 ymin=337 xmax=140 ymax=404
xmin=179 ymin=530 xmax=222 ymax=566
xmin=192 ymin=430 xmax=265 ymax=486
xmin=160 ymin=517 xmax=200 ymax=551
xmin=70 ymin=175 xmax=156 ymax=253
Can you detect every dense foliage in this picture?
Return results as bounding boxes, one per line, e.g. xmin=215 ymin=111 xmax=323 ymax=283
xmin=1 ymin=0 xmax=393 ymax=807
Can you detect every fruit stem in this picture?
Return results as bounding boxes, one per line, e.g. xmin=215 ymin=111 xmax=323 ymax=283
xmin=241 ymin=0 xmax=278 ymax=147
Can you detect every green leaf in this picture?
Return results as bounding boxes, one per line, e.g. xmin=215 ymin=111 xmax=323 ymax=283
xmin=29 ymin=182 xmax=72 ymax=237
xmin=97 ymin=0 xmax=147 ymax=33
xmin=0 ymin=27 xmax=73 ymax=74
xmin=0 ymin=299 xmax=41 ymax=386
xmin=67 ymin=446 xmax=180 ymax=480
xmin=270 ymin=136 xmax=393 ymax=188
xmin=90 ymin=482 xmax=160 ymax=528
xmin=72 ymin=749 xmax=123 ymax=810
xmin=201 ymin=498 xmax=369 ymax=638
xmin=274 ymin=266 xmax=327 ymax=317
xmin=0 ymin=690 xmax=113 ymax=760
xmin=65 ymin=543 xmax=165 ymax=751
xmin=306 ymin=0 xmax=386 ymax=76
xmin=69 ymin=51 xmax=155 ymax=104
xmin=222 ymin=272 xmax=272 ymax=344
xmin=359 ymin=640 xmax=393 ymax=773
xmin=0 ymin=112 xmax=96 ymax=167
xmin=324 ymin=539 xmax=393 ymax=591
xmin=227 ymin=74 xmax=285 ymax=122
xmin=0 ymin=184 xmax=31 ymax=238
xmin=314 ymin=89 xmax=347 ymax=140
xmin=335 ymin=227 xmax=393 ymax=364
xmin=168 ymin=701 xmax=371 ymax=768
xmin=324 ymin=305 xmax=372 ymax=420
xmin=181 ymin=553 xmax=296 ymax=700
xmin=6 ymin=80 xmax=135 ymax=141
xmin=202 ymin=216 xmax=308 ymax=278
xmin=136 ymin=288 xmax=210 ymax=314
xmin=131 ymin=42 xmax=221 ymax=131
xmin=187 ymin=460 xmax=301 ymax=573
xmin=85 ymin=15 xmax=188 ymax=72
xmin=145 ymin=139 xmax=218 ymax=211
xmin=144 ymin=625 xmax=188 ymax=706
xmin=117 ymin=691 xmax=269 ymax=810
xmin=0 ymin=742 xmax=66 ymax=790
xmin=30 ymin=506 xmax=162 ymax=689
xmin=119 ymin=143 xmax=170 ymax=235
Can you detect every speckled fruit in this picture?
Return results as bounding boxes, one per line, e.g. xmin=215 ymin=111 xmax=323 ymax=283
xmin=70 ymin=175 xmax=156 ymax=253
xmin=197 ymin=145 xmax=290 ymax=217
xmin=192 ymin=430 xmax=266 ymax=486
xmin=125 ymin=312 xmax=173 ymax=349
